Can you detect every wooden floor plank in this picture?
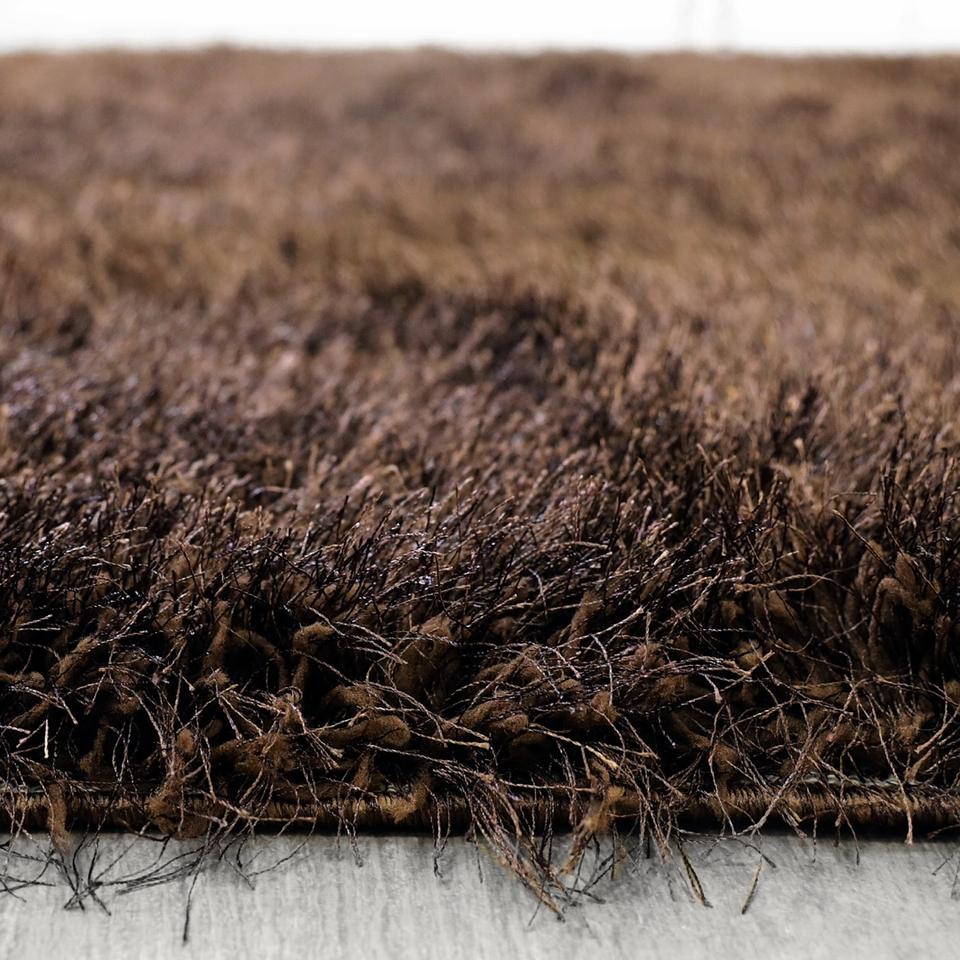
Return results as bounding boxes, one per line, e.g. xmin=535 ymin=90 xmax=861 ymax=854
xmin=0 ymin=833 xmax=956 ymax=959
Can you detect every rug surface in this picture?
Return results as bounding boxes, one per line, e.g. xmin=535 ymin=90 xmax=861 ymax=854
xmin=1 ymin=51 xmax=959 ymax=880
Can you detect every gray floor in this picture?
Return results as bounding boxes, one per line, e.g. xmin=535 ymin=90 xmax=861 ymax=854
xmin=0 ymin=830 xmax=956 ymax=959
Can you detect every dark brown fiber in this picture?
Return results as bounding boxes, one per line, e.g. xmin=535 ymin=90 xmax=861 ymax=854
xmin=2 ymin=49 xmax=960 ymax=895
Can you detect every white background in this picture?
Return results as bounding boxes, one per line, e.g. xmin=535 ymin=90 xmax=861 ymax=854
xmin=3 ymin=0 xmax=960 ymax=52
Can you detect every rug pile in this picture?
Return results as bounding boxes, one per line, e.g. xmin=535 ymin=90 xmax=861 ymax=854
xmin=1 ymin=51 xmax=959 ymax=889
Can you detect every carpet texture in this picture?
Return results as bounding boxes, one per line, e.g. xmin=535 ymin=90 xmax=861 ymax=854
xmin=1 ymin=50 xmax=960 ymax=891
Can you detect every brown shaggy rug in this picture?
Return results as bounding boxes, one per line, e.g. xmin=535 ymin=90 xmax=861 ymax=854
xmin=2 ymin=49 xmax=960 ymax=896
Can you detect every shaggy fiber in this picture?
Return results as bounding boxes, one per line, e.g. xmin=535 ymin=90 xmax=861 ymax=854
xmin=1 ymin=50 xmax=960 ymax=893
